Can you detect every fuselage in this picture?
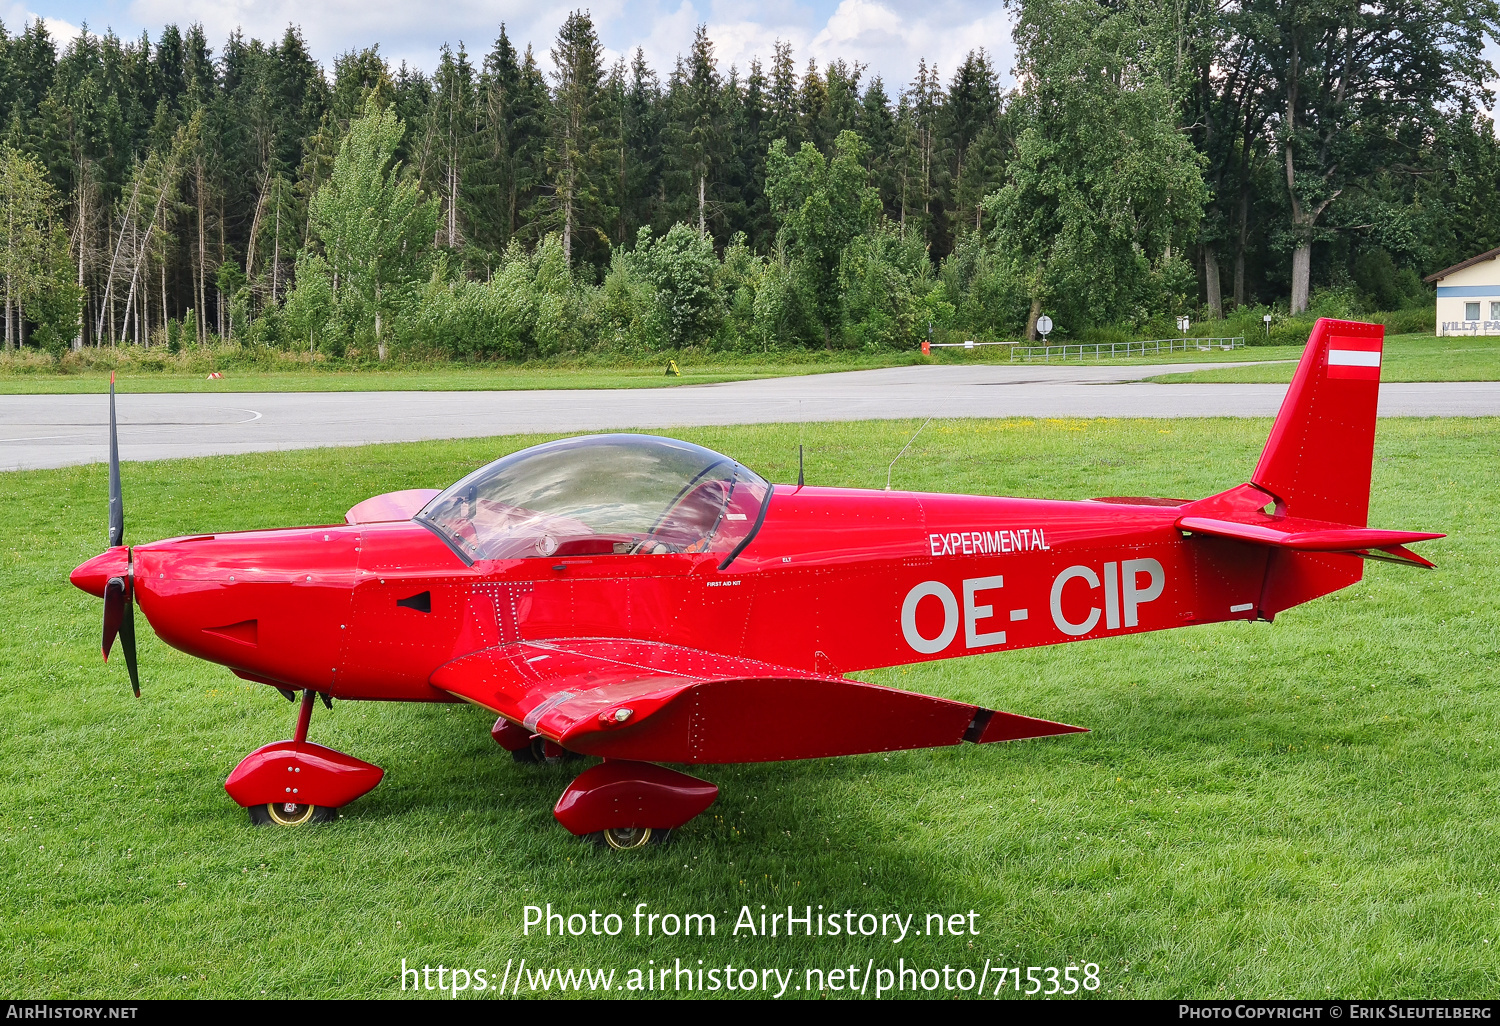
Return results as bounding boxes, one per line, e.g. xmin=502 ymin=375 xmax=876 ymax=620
xmin=74 ymin=483 xmax=1279 ymax=704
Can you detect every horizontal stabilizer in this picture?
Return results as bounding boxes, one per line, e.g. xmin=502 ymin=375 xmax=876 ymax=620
xmin=433 ymin=638 xmax=1085 ymax=764
xmin=1177 ymin=512 xmax=1444 ymax=555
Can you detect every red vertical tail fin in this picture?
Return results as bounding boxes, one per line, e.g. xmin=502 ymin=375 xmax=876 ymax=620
xmin=1251 ymin=317 xmax=1384 ymax=526
xmin=1251 ymin=318 xmax=1383 ymax=616
xmin=1179 ymin=320 xmax=1441 ymax=618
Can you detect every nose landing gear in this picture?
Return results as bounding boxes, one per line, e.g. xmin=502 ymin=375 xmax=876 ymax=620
xmin=225 ymin=689 xmax=384 ymax=826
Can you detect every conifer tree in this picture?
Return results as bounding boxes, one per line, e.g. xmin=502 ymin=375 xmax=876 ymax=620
xmin=858 ymin=76 xmax=899 ymax=221
xmin=665 ymin=25 xmax=722 ymax=239
xmin=943 ymin=50 xmax=1001 ymax=241
xmin=545 ymin=11 xmax=608 ymax=266
xmin=765 ymin=42 xmax=800 ymax=150
xmin=738 ymin=57 xmax=770 ymax=248
xmin=615 ymin=47 xmax=662 ymax=245
xmin=798 ymin=58 xmax=828 ymax=152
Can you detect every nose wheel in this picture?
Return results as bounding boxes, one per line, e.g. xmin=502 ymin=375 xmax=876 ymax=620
xmin=225 ymin=689 xmax=384 ymax=825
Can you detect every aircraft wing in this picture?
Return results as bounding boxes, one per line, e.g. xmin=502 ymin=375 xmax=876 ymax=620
xmin=431 ymin=638 xmax=1083 ymax=764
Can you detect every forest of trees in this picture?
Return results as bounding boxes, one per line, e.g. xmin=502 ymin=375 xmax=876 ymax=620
xmin=0 ymin=0 xmax=1496 ymax=360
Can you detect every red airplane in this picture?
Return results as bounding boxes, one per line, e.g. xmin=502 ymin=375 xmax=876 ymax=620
xmin=71 ymin=318 xmax=1441 ymax=849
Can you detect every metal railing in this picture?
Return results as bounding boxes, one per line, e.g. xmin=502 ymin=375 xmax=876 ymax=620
xmin=1007 ymin=336 xmax=1245 ymax=362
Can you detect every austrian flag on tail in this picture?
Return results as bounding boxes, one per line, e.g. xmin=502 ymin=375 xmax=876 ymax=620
xmin=1327 ymin=334 xmax=1382 ymax=380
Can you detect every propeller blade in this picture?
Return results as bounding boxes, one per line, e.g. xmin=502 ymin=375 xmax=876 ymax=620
xmin=119 ymin=576 xmax=140 ymax=698
xmin=108 ymin=374 xmax=123 ymax=548
xmin=103 ymin=576 xmax=125 ymax=660
xmin=99 ymin=381 xmax=139 ymax=697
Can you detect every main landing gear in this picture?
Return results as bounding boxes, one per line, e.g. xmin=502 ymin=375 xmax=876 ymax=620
xmin=225 ymin=689 xmax=384 ymax=827
xmin=491 ymin=717 xmax=582 ymax=765
xmin=492 ymin=717 xmax=719 ymax=850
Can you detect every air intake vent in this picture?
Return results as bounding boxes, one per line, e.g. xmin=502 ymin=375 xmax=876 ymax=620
xmin=397 ymin=591 xmax=432 ymax=613
xmin=203 ymin=620 xmax=258 ymax=646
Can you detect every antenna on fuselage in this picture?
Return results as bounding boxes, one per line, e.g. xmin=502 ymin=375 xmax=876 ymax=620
xmin=886 ymin=417 xmax=933 ymax=491
xmin=796 ymin=445 xmax=804 ymax=490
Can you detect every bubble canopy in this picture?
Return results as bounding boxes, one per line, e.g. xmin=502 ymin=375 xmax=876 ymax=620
xmin=416 ymin=434 xmax=772 ymax=562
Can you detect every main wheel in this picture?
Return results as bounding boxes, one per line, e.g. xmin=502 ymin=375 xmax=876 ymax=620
xmin=592 ymin=826 xmax=672 ymax=850
xmin=603 ymin=826 xmax=653 ymax=850
xmin=248 ymin=802 xmax=337 ymax=826
xmin=513 ymin=739 xmax=584 ymax=765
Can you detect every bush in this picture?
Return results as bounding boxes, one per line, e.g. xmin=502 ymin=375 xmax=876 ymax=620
xmin=1266 ymin=319 xmax=1315 ymax=347
xmin=751 ymin=262 xmax=819 ymax=349
xmin=1077 ymin=326 xmax=1134 ymax=346
xmin=584 ymin=253 xmax=661 ymax=352
xmin=942 ymin=232 xmax=1029 ymax=339
xmin=0 ymin=349 xmax=57 ymax=373
xmin=716 ymin=234 xmax=768 ymax=352
xmin=528 ymin=236 xmax=580 ymax=356
xmin=628 ymin=223 xmax=725 ymax=349
xmin=282 ymin=252 xmax=336 ymax=353
xmin=1352 ymin=248 xmax=1429 ymax=311
xmin=403 ymin=257 xmax=538 ymax=360
xmin=1307 ymin=285 xmax=1364 ymax=320
xmin=839 ymin=225 xmax=952 ymax=350
xmin=1376 ymin=307 xmax=1435 ymax=335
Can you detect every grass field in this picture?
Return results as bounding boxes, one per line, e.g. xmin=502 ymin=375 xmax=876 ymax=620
xmin=4 ymin=332 xmax=1492 ymax=397
xmin=0 ymin=360 xmax=885 ymax=395
xmin=0 ymin=343 xmax=1305 ymax=395
xmin=1150 ymin=334 xmax=1500 ymax=384
xmin=3 ymin=417 xmax=1496 ymax=999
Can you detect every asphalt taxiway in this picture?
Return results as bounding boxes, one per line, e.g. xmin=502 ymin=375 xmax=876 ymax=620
xmin=3 ymin=360 xmax=1496 ymax=471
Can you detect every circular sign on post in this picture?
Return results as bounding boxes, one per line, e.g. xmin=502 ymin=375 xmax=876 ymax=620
xmin=1036 ymin=315 xmax=1053 ymax=338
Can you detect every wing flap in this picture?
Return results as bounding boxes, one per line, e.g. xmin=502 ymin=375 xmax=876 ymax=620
xmin=432 ymin=638 xmax=1084 ymax=764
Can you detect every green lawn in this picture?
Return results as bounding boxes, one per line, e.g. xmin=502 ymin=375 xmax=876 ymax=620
xmin=0 ymin=360 xmax=882 ymax=395
xmin=1149 ymin=333 xmax=1500 ymax=383
xmin=3 ymin=332 xmax=1493 ymax=397
xmin=0 ymin=343 xmax=1301 ymax=394
xmin=3 ymin=417 xmax=1495 ymax=999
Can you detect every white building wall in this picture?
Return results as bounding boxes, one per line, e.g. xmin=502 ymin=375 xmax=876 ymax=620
xmin=1434 ymin=259 xmax=1500 ymax=336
